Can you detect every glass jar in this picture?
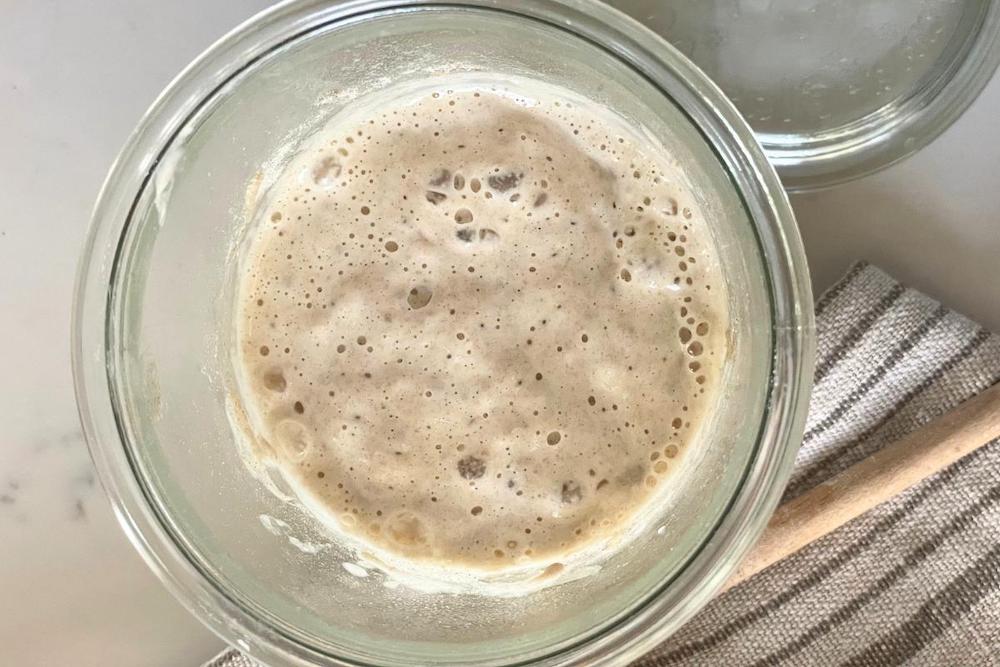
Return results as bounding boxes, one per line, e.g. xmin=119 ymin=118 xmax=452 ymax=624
xmin=72 ymin=1 xmax=814 ymax=665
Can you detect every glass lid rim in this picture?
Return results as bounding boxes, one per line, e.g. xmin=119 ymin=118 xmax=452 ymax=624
xmin=752 ymin=1 xmax=1000 ymax=191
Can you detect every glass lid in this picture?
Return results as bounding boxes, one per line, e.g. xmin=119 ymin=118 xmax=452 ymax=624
xmin=613 ymin=0 xmax=1000 ymax=190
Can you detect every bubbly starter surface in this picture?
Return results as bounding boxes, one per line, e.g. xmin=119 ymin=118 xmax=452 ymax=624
xmin=234 ymin=79 xmax=728 ymax=571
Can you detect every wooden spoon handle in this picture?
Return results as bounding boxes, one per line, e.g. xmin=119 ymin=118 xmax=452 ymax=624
xmin=723 ymin=381 xmax=1000 ymax=592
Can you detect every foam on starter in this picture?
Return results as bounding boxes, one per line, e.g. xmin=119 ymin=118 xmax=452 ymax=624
xmin=233 ymin=75 xmax=729 ymax=583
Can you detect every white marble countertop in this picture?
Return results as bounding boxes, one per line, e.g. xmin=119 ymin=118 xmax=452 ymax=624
xmin=1 ymin=1 xmax=998 ymax=665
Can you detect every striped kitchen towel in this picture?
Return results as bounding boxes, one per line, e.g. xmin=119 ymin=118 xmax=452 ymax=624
xmin=206 ymin=262 xmax=1000 ymax=667
xmin=638 ymin=262 xmax=1000 ymax=666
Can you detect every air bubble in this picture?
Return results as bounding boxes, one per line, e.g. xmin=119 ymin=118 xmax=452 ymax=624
xmin=457 ymin=455 xmax=486 ymax=479
xmin=262 ymin=370 xmax=286 ymax=393
xmin=274 ymin=419 xmax=311 ymax=458
xmin=561 ymin=481 xmax=582 ymax=504
xmin=407 ymin=285 xmax=433 ymax=310
xmin=540 ymin=563 xmax=564 ymax=578
xmin=429 ymin=168 xmax=451 ymax=186
xmin=488 ymin=172 xmax=520 ymax=192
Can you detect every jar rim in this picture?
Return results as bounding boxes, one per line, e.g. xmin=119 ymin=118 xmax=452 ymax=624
xmin=72 ymin=1 xmax=815 ymax=665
